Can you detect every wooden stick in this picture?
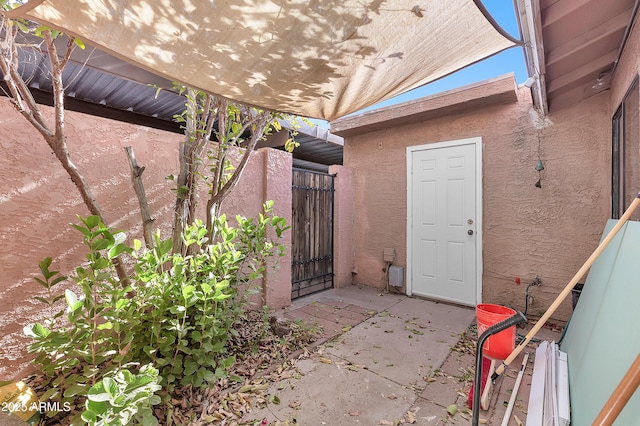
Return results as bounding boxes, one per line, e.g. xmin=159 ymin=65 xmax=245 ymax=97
xmin=493 ymin=193 xmax=640 ymax=380
xmin=501 ymin=353 xmax=529 ymax=426
xmin=480 ymin=359 xmax=496 ymax=410
xmin=593 ymin=353 xmax=640 ymax=425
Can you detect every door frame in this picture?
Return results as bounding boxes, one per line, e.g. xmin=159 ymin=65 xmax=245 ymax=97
xmin=405 ymin=137 xmax=483 ymax=305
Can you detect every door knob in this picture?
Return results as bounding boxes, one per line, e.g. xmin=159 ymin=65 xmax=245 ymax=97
xmin=468 ymin=229 xmax=474 ymax=235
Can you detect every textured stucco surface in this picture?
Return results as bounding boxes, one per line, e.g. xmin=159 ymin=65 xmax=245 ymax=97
xmin=263 ymin=149 xmax=294 ymax=308
xmin=0 ymin=99 xmax=293 ymax=380
xmin=329 ymin=165 xmax=355 ymax=287
xmin=338 ymin=81 xmax=611 ymax=323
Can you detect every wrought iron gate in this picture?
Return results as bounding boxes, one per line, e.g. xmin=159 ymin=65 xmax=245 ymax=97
xmin=291 ymin=169 xmax=334 ymax=299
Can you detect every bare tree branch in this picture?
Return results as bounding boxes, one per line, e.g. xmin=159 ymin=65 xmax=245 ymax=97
xmin=205 ymin=111 xmax=272 ymax=233
xmin=125 ymin=146 xmax=154 ymax=248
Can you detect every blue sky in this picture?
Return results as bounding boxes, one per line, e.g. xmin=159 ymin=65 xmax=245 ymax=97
xmin=315 ymin=1 xmax=528 ymax=127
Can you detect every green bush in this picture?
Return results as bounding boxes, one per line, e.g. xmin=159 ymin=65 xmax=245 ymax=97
xmin=81 ymin=363 xmax=161 ymax=426
xmin=24 ymin=202 xmax=288 ymax=423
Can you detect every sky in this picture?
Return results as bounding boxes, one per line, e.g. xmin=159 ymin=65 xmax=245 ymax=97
xmin=314 ymin=1 xmax=528 ymax=128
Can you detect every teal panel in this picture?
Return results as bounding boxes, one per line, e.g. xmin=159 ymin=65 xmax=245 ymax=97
xmin=561 ymin=220 xmax=640 ymax=425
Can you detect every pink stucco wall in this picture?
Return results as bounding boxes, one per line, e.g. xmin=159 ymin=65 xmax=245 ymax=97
xmin=0 ymin=99 xmax=293 ymax=380
xmin=333 ymin=75 xmax=611 ymax=323
xmin=329 ymin=165 xmax=355 ymax=287
xmin=218 ymin=147 xmax=293 ymax=309
xmin=262 ymin=149 xmax=294 ymax=308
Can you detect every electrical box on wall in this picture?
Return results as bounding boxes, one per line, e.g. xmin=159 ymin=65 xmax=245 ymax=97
xmin=383 ymin=248 xmax=396 ymax=262
xmin=389 ymin=266 xmax=404 ymax=287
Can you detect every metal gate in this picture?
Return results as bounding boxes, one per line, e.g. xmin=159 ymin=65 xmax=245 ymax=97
xmin=291 ymin=169 xmax=334 ymax=299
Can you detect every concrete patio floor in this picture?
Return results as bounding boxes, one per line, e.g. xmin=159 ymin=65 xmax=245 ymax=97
xmin=246 ymin=285 xmax=561 ymax=425
xmin=0 ymin=285 xmax=562 ymax=426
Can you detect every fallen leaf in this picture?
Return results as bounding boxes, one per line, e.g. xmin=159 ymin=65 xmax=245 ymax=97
xmin=514 ymin=415 xmax=523 ymax=426
xmin=341 ymin=325 xmax=352 ymax=332
xmin=387 ymin=393 xmax=397 ymax=400
xmin=288 ymin=400 xmax=301 ymax=409
xmin=406 ymin=411 xmax=417 ymax=423
xmin=319 ymin=357 xmax=332 ymax=364
xmin=379 ymin=420 xmax=394 ymax=426
xmin=348 ymin=411 xmax=361 ymax=416
xmin=447 ymin=404 xmax=458 ymax=416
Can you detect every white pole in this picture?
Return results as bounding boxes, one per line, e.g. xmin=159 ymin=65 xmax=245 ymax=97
xmin=501 ymin=353 xmax=530 ymax=426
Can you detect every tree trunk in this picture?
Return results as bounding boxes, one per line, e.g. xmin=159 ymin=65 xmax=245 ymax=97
xmin=125 ymin=146 xmax=154 ymax=248
xmin=205 ymin=111 xmax=272 ymax=238
xmin=0 ymin=22 xmax=129 ymax=282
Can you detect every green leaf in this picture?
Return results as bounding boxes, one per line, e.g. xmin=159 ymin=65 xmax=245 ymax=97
xmin=92 ymin=238 xmax=110 ymax=252
xmin=109 ymin=243 xmax=132 ymax=259
xmin=113 ymin=232 xmax=127 ymax=246
xmin=65 ymin=289 xmax=78 ymax=308
xmin=447 ymin=404 xmax=458 ymax=416
xmin=70 ymin=301 xmax=84 ymax=313
xmin=182 ymin=285 xmax=195 ymax=300
xmin=24 ymin=323 xmax=50 ymax=338
xmin=183 ymin=361 xmax=197 ymax=376
xmin=63 ymin=383 xmax=87 ymax=398
xmin=103 ymin=377 xmax=118 ymax=398
xmin=33 ymin=277 xmax=49 ymax=288
xmin=70 ymin=223 xmax=91 ymax=236
xmin=73 ymin=38 xmax=86 ymax=49
xmin=97 ymin=321 xmax=113 ymax=330
xmin=201 ymin=369 xmax=215 ymax=382
xmin=93 ymin=257 xmax=110 ymax=269
xmin=33 ymin=296 xmax=50 ymax=305
xmin=111 ymin=394 xmax=126 ymax=408
xmin=15 ymin=21 xmax=29 ymax=34
xmin=87 ymin=388 xmax=111 ymax=402
xmin=84 ymin=215 xmax=102 ymax=229
xmin=80 ymin=409 xmax=97 ymax=423
xmin=38 ymin=257 xmax=53 ymax=274
xmin=142 ymin=413 xmax=159 ymax=426
xmin=51 ymin=275 xmax=67 ymax=286
xmin=40 ymin=387 xmax=59 ymax=401
xmin=86 ymin=399 xmax=109 ymax=415
xmin=158 ymin=239 xmax=173 ymax=256
xmin=115 ymin=299 xmax=129 ymax=309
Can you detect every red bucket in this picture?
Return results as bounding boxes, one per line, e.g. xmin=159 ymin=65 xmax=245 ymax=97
xmin=476 ymin=303 xmax=517 ymax=360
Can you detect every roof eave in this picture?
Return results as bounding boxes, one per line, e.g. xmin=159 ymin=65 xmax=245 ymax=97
xmin=516 ymin=0 xmax=549 ymax=115
xmin=330 ymin=73 xmax=520 ymax=138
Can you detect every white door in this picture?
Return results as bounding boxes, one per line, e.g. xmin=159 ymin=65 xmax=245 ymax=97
xmin=407 ymin=138 xmax=481 ymax=306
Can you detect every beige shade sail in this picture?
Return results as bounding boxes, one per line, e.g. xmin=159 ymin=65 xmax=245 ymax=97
xmin=11 ymin=0 xmax=517 ymax=121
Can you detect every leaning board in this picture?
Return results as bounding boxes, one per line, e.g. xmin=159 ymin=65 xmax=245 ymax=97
xmin=560 ymin=219 xmax=640 ymax=425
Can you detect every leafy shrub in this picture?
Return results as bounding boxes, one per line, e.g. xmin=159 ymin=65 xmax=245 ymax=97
xmin=24 ymin=202 xmax=288 ymax=423
xmin=81 ymin=363 xmax=161 ymax=426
